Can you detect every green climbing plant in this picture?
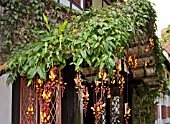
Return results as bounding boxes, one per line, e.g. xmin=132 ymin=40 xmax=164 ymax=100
xmin=0 ymin=0 xmax=168 ymax=123
xmin=132 ymin=85 xmax=156 ymax=124
xmin=1 ymin=0 xmax=167 ymax=101
xmin=7 ymin=14 xmax=70 ymax=85
xmin=0 ymin=0 xmax=79 ymax=65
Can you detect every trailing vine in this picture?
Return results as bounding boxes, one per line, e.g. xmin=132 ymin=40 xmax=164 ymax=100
xmin=132 ymin=85 xmax=156 ymax=124
xmin=0 ymin=0 xmax=168 ymax=123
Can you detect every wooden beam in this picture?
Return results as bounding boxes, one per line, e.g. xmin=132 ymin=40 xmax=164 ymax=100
xmin=133 ymin=66 xmax=156 ymax=78
xmin=125 ymin=44 xmax=152 ymax=57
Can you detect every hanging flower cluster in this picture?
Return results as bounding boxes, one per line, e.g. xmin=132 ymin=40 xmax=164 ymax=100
xmin=36 ymin=78 xmax=44 ymax=94
xmin=118 ymin=76 xmax=125 ymax=94
xmin=114 ymin=62 xmax=126 ymax=94
xmin=91 ymin=98 xmax=105 ymax=124
xmin=145 ymin=46 xmax=149 ymax=53
xmin=36 ymin=66 xmax=64 ymax=123
xmin=82 ymin=87 xmax=89 ymax=115
xmin=74 ymin=65 xmax=130 ymax=122
xmin=127 ymin=55 xmax=137 ymax=72
xmin=74 ymin=71 xmax=89 ymax=115
xmin=92 ymin=69 xmax=110 ymax=122
xmin=4 ymin=0 xmax=164 ymax=124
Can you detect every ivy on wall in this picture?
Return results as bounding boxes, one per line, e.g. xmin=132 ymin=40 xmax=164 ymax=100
xmin=2 ymin=0 xmax=166 ymax=92
xmin=0 ymin=0 xmax=168 ymax=123
xmin=0 ymin=0 xmax=79 ymax=65
xmin=132 ymin=85 xmax=156 ymax=124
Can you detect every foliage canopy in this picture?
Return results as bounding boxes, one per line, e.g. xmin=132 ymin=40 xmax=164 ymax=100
xmin=0 ymin=0 xmax=163 ymax=94
xmin=0 ymin=0 xmax=166 ymax=95
xmin=0 ymin=0 xmax=167 ymax=123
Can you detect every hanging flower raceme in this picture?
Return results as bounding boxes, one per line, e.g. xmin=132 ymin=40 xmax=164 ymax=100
xmin=82 ymin=87 xmax=89 ymax=115
xmin=106 ymin=87 xmax=111 ymax=98
xmin=35 ymin=78 xmax=44 ymax=95
xmin=95 ymin=81 xmax=100 ymax=95
xmin=74 ymin=71 xmax=89 ymax=115
xmin=132 ymin=55 xmax=137 ymax=70
xmin=74 ymin=71 xmax=84 ymax=89
xmin=91 ymin=98 xmax=105 ymax=124
xmin=118 ymin=76 xmax=125 ymax=94
xmin=127 ymin=55 xmax=137 ymax=70
xmin=42 ymin=89 xmax=52 ymax=102
xmin=40 ymin=66 xmax=64 ymax=123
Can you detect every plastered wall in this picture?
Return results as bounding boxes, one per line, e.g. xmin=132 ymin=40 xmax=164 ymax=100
xmin=0 ymin=74 xmax=12 ymax=124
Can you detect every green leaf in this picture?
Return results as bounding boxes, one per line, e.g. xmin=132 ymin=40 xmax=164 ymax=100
xmin=20 ymin=65 xmax=29 ymax=76
xmin=27 ymin=79 xmax=32 ymax=87
xmin=42 ymin=36 xmax=56 ymax=41
xmin=108 ymin=41 xmax=116 ymax=49
xmin=106 ymin=36 xmax=114 ymax=41
xmin=5 ymin=40 xmax=12 ymax=45
xmin=37 ymin=66 xmax=46 ymax=80
xmin=44 ymin=42 xmax=48 ymax=53
xmin=43 ymin=13 xmax=48 ymax=25
xmin=18 ymin=56 xmax=22 ymax=65
xmin=101 ymin=55 xmax=108 ymax=62
xmin=77 ymin=57 xmax=83 ymax=66
xmin=85 ymin=58 xmax=91 ymax=67
xmin=108 ymin=58 xmax=115 ymax=67
xmin=93 ymin=34 xmax=98 ymax=41
xmin=27 ymin=67 xmax=37 ymax=79
xmin=98 ymin=29 xmax=103 ymax=35
xmin=59 ymin=35 xmax=63 ymax=49
xmin=43 ymin=13 xmax=50 ymax=31
xmin=100 ymin=62 xmax=105 ymax=68
xmin=6 ymin=73 xmax=14 ymax=85
xmin=80 ymin=50 xmax=87 ymax=59
xmin=94 ymin=42 xmax=100 ymax=48
xmin=92 ymin=57 xmax=96 ymax=62
xmin=57 ymin=54 xmax=62 ymax=62
xmin=94 ymin=58 xmax=100 ymax=67
xmin=58 ymin=21 xmax=67 ymax=35
xmin=33 ymin=44 xmax=43 ymax=51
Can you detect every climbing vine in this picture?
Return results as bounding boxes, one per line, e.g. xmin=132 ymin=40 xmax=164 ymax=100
xmin=0 ymin=0 xmax=168 ymax=123
xmin=0 ymin=0 xmax=79 ymax=65
xmin=132 ymin=85 xmax=156 ymax=124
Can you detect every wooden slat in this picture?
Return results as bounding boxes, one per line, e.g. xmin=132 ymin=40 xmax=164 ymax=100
xmin=133 ymin=67 xmax=156 ymax=78
xmin=136 ymin=56 xmax=155 ymax=68
xmin=126 ymin=44 xmax=151 ymax=57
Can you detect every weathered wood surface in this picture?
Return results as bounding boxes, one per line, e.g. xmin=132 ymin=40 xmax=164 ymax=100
xmin=81 ymin=39 xmax=158 ymax=85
